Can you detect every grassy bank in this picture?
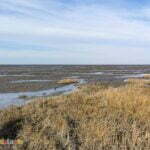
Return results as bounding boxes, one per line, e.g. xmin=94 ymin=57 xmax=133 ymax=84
xmin=0 ymin=79 xmax=150 ymax=150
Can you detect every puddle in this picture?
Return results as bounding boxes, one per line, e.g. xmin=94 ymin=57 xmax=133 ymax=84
xmin=89 ymin=72 xmax=104 ymax=75
xmin=68 ymin=76 xmax=79 ymax=78
xmin=0 ymin=79 xmax=85 ymax=109
xmin=75 ymin=72 xmax=114 ymax=75
xmin=76 ymin=72 xmax=104 ymax=75
xmin=11 ymin=80 xmax=52 ymax=83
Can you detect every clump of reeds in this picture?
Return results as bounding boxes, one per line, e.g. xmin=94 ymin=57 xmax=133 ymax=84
xmin=143 ymin=74 xmax=150 ymax=79
xmin=57 ymin=78 xmax=78 ymax=84
xmin=124 ymin=78 xmax=150 ymax=85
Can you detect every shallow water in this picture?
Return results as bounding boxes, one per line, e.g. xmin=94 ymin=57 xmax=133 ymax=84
xmin=11 ymin=80 xmax=52 ymax=83
xmin=89 ymin=72 xmax=104 ymax=75
xmin=0 ymin=79 xmax=85 ymax=109
xmin=0 ymin=84 xmax=76 ymax=109
xmin=0 ymin=74 xmax=34 ymax=77
xmin=76 ymin=72 xmax=104 ymax=75
xmin=116 ymin=74 xmax=145 ymax=79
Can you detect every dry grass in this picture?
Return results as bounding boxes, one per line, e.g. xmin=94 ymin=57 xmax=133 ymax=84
xmin=0 ymin=80 xmax=150 ymax=150
xmin=124 ymin=78 xmax=150 ymax=83
xmin=57 ymin=79 xmax=78 ymax=84
xmin=143 ymin=74 xmax=150 ymax=79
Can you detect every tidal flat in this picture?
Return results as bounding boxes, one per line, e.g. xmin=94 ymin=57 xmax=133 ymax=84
xmin=0 ymin=65 xmax=150 ymax=109
xmin=0 ymin=65 xmax=150 ymax=93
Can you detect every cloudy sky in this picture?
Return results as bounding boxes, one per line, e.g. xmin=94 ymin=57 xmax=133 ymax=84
xmin=0 ymin=0 xmax=150 ymax=64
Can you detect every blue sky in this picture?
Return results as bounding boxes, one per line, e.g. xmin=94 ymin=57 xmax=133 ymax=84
xmin=0 ymin=0 xmax=150 ymax=64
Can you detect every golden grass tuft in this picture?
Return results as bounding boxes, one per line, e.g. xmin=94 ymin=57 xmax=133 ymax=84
xmin=57 ymin=78 xmax=78 ymax=84
xmin=143 ymin=74 xmax=150 ymax=79
xmin=0 ymin=79 xmax=150 ymax=149
xmin=124 ymin=78 xmax=150 ymax=85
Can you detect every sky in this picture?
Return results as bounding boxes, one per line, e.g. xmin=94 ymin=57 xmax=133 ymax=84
xmin=0 ymin=0 xmax=150 ymax=64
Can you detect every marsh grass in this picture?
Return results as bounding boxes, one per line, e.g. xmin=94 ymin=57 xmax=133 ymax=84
xmin=0 ymin=79 xmax=150 ymax=149
xmin=143 ymin=74 xmax=150 ymax=79
xmin=57 ymin=79 xmax=78 ymax=84
xmin=19 ymin=95 xmax=28 ymax=99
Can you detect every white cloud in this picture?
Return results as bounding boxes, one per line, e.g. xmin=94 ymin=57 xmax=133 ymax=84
xmin=0 ymin=0 xmax=150 ymax=64
xmin=0 ymin=45 xmax=149 ymax=64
